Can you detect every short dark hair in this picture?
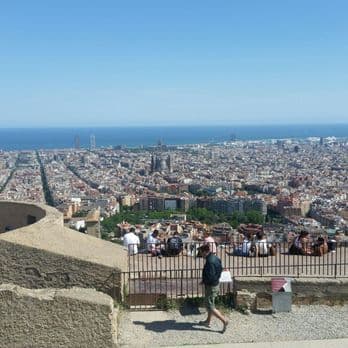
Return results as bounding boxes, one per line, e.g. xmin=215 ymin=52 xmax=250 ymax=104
xmin=129 ymin=227 xmax=135 ymax=233
xmin=153 ymin=230 xmax=159 ymax=237
xmin=244 ymin=232 xmax=251 ymax=240
xmin=256 ymin=231 xmax=264 ymax=240
xmin=200 ymin=244 xmax=210 ymax=254
xmin=300 ymin=230 xmax=309 ymax=237
xmin=317 ymin=236 xmax=325 ymax=243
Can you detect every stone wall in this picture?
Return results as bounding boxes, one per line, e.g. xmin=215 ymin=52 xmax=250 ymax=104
xmin=234 ymin=277 xmax=348 ymax=311
xmin=0 ymin=284 xmax=117 ymax=348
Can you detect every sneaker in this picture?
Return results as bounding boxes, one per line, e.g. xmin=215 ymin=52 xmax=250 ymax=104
xmin=198 ymin=320 xmax=211 ymax=328
xmin=221 ymin=318 xmax=229 ymax=333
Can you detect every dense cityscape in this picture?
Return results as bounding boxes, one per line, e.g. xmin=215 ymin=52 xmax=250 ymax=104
xmin=1 ymin=135 xmax=347 ymax=240
xmin=1 ymin=1 xmax=348 ymax=346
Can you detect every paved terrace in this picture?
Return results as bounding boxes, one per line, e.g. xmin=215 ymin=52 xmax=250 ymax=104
xmin=118 ymin=305 xmax=348 ymax=347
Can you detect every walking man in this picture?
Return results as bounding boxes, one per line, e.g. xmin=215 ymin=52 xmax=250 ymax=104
xmin=199 ymin=244 xmax=229 ymax=333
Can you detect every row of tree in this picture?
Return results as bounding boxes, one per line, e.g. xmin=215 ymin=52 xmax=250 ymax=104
xmin=36 ymin=151 xmax=54 ymax=206
xmin=102 ymin=209 xmax=174 ymax=234
xmin=187 ymin=208 xmax=265 ymax=226
xmin=0 ymin=168 xmax=15 ymax=193
xmin=101 ymin=207 xmax=265 ymax=235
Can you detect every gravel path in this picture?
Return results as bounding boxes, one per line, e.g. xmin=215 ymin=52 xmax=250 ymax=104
xmin=118 ymin=305 xmax=348 ymax=347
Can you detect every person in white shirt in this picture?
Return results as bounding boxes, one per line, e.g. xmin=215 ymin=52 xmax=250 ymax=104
xmin=255 ymin=231 xmax=269 ymax=256
xmin=123 ymin=227 xmax=140 ymax=255
xmin=147 ymin=230 xmax=162 ymax=257
xmin=241 ymin=236 xmax=251 ymax=256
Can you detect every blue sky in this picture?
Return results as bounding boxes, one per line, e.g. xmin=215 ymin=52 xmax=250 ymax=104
xmin=0 ymin=0 xmax=347 ymax=127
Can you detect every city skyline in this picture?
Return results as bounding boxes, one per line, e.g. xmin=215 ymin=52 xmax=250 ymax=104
xmin=1 ymin=1 xmax=348 ymax=127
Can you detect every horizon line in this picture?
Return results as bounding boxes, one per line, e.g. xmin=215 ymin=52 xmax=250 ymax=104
xmin=1 ymin=122 xmax=348 ymax=130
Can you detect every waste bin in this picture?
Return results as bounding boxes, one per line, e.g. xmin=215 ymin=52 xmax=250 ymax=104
xmin=271 ymin=277 xmax=292 ymax=313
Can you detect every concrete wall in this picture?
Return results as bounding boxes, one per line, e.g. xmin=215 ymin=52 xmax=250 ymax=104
xmin=0 ymin=201 xmax=128 ymax=300
xmin=0 ymin=239 xmax=123 ymax=299
xmin=0 ymin=201 xmax=46 ymax=232
xmin=86 ymin=220 xmax=101 ymax=238
xmin=0 ymin=284 xmax=117 ymax=348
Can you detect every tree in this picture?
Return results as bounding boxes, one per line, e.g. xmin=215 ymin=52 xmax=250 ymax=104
xmin=245 ymin=210 xmax=265 ymax=224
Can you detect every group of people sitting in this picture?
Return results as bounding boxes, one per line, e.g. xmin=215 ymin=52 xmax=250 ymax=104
xmin=124 ymin=227 xmax=274 ymax=258
xmin=230 ymin=230 xmax=341 ymax=257
xmin=123 ymin=228 xmax=217 ymax=257
xmin=123 ymin=228 xmax=184 ymax=257
xmin=288 ymin=230 xmax=338 ymax=256
xmin=230 ymin=231 xmax=276 ymax=257
xmin=124 ymin=227 xmax=341 ymax=258
xmin=147 ymin=229 xmax=184 ymax=257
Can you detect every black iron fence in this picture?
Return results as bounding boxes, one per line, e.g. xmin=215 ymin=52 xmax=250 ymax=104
xmin=122 ymin=240 xmax=347 ymax=308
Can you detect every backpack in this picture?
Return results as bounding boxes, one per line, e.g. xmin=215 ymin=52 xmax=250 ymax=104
xmin=167 ymin=236 xmax=183 ymax=255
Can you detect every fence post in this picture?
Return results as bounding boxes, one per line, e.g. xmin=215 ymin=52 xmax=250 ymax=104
xmin=180 ymin=270 xmax=183 ymax=297
xmin=334 ymin=262 xmax=337 ymax=279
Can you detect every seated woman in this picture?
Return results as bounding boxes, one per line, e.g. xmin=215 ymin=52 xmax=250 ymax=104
xmin=233 ymin=232 xmax=252 ymax=256
xmin=147 ymin=230 xmax=164 ymax=257
xmin=313 ymin=236 xmax=328 ymax=256
xmin=289 ymin=231 xmax=311 ymax=255
xmin=254 ymin=231 xmax=269 ymax=257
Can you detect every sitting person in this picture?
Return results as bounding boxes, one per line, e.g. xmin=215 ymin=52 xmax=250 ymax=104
xmin=289 ymin=230 xmax=311 ymax=255
xmin=233 ymin=232 xmax=252 ymax=256
xmin=123 ymin=227 xmax=140 ymax=255
xmin=313 ymin=236 xmax=328 ymax=256
xmin=165 ymin=231 xmax=183 ymax=256
xmin=254 ymin=231 xmax=269 ymax=257
xmin=147 ymin=230 xmax=163 ymax=257
xmin=269 ymin=243 xmax=277 ymax=256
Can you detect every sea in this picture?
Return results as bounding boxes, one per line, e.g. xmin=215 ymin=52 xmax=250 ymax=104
xmin=0 ymin=124 xmax=347 ymax=151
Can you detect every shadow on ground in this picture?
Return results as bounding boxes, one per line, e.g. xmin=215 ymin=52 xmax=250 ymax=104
xmin=253 ymin=309 xmax=273 ymax=315
xmin=133 ymin=320 xmax=212 ymax=333
xmin=179 ymin=303 xmax=202 ymax=316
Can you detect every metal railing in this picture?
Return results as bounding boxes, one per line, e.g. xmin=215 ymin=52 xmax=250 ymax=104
xmin=122 ymin=240 xmax=347 ymax=308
